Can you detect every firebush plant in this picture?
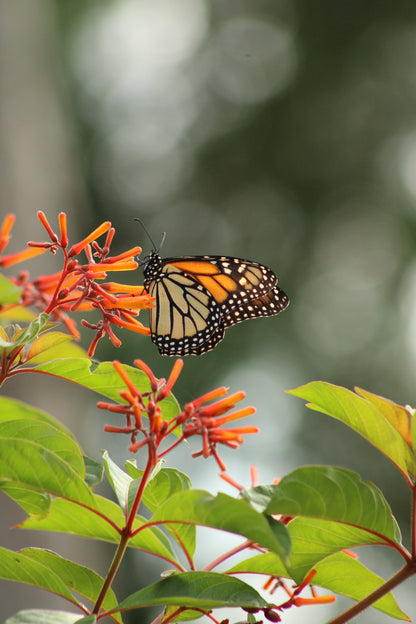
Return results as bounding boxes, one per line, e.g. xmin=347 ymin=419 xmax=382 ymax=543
xmin=0 ymin=212 xmax=415 ymax=624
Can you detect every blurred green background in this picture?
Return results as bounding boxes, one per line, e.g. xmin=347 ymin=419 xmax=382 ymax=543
xmin=1 ymin=0 xmax=416 ymax=622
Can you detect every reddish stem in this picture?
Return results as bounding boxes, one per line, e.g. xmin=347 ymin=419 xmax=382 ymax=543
xmin=204 ymin=540 xmax=254 ymax=572
xmin=44 ymin=251 xmax=70 ymax=313
xmin=327 ymin=563 xmax=415 ymax=624
xmin=93 ymin=452 xmax=156 ymax=615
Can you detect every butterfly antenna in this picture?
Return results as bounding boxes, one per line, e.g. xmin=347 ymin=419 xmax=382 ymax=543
xmin=159 ymin=230 xmax=167 ymax=252
xmin=134 ymin=218 xmax=159 ymax=251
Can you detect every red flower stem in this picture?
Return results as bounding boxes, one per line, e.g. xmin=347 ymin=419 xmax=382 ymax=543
xmin=326 ymin=563 xmax=415 ymax=624
xmin=126 ymin=452 xmax=155 ymax=526
xmin=93 ymin=455 xmax=156 ymax=615
xmin=44 ymin=252 xmax=70 ymax=313
xmin=158 ymin=436 xmax=185 ymax=458
xmin=204 ymin=539 xmax=254 ymax=571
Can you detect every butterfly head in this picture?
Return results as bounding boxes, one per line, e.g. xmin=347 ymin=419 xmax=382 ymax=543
xmin=142 ymin=249 xmax=163 ymax=288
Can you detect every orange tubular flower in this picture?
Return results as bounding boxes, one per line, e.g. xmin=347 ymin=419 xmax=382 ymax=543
xmin=178 ymin=390 xmax=257 ymax=470
xmin=0 ymin=211 xmax=153 ymax=354
xmin=59 ymin=212 xmax=68 ymax=248
xmin=0 ymin=214 xmax=16 ymax=254
xmin=98 ymin=359 xmax=257 ymax=472
xmin=68 ymin=221 xmax=112 ymax=257
xmin=0 ymin=246 xmax=47 ymax=268
xmin=292 ymin=595 xmax=336 ymax=607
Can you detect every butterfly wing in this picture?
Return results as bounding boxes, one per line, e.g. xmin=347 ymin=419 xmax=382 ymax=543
xmin=222 ymin=285 xmax=290 ymax=329
xmin=144 ymin=254 xmax=289 ymax=356
xmin=146 ymin=261 xmax=225 ymax=355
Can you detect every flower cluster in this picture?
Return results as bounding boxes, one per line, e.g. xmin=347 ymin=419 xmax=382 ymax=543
xmin=0 ymin=212 xmax=153 ymax=356
xmin=99 ymin=358 xmax=259 ymax=471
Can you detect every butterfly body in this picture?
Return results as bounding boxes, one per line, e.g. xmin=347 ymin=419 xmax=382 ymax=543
xmin=143 ymin=250 xmax=289 ymax=356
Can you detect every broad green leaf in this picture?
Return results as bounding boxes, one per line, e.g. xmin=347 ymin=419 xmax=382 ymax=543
xmin=0 ymin=396 xmax=72 ymax=433
xmin=286 ymin=516 xmax=395 ymax=580
xmin=0 ymin=398 xmax=69 ymax=516
xmin=21 ymin=495 xmax=179 ymax=564
xmin=0 ymin=413 xmax=93 ymax=507
xmin=226 ymin=552 xmax=288 ymax=577
xmin=288 ymin=382 xmax=416 ymax=477
xmin=25 ymin=331 xmax=73 ymax=360
xmin=152 ymin=490 xmax=291 ymax=564
xmin=21 ymin=549 xmax=121 ymax=622
xmin=25 ymin=332 xmax=88 ymax=365
xmin=126 ymin=463 xmax=196 ymax=557
xmin=0 ymin=483 xmax=51 ymax=518
xmin=0 ymin=273 xmax=22 ymax=304
xmin=313 ymin=551 xmax=410 ymax=621
xmin=28 ymin=359 xmax=180 ymax=422
xmin=355 ymin=387 xmax=413 ymax=447
xmin=226 ymin=551 xmax=409 ymax=620
xmin=116 ymin=571 xmax=269 ymax=612
xmin=5 ymin=610 xmax=85 ymax=624
xmin=264 ymin=466 xmax=400 ymax=542
xmin=240 ymin=484 xmax=276 ymax=513
xmin=0 ymin=546 xmax=76 ymax=603
xmin=126 ymin=464 xmax=192 ymax=512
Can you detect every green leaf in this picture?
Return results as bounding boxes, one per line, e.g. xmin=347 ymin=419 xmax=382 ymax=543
xmin=288 ymin=382 xmax=416 ymax=477
xmin=0 ymin=396 xmax=72 ymax=433
xmin=130 ymin=465 xmax=192 ymax=512
xmin=152 ymin=490 xmax=291 ymax=564
xmin=0 ymin=483 xmax=51 ymax=518
xmin=286 ymin=516 xmax=395 ymax=581
xmin=313 ymin=551 xmax=410 ymax=621
xmin=0 ymin=546 xmax=75 ymax=603
xmin=0 ymin=313 xmax=50 ymax=348
xmin=116 ymin=571 xmax=269 ymax=612
xmin=225 ymin=551 xmax=410 ymax=620
xmin=0 ymin=397 xmax=74 ymax=516
xmin=29 ymin=359 xmax=180 ymax=422
xmin=240 ymin=484 xmax=276 ymax=513
xmin=25 ymin=332 xmax=88 ymax=365
xmin=0 ymin=547 xmax=120 ymax=620
xmin=103 ymin=451 xmax=131 ymax=513
xmin=355 ymin=387 xmax=413 ymax=448
xmin=21 ymin=549 xmax=121 ymax=622
xmin=0 ymin=273 xmax=22 ymax=304
xmin=226 ymin=552 xmax=288 ymax=577
xmin=264 ymin=466 xmax=400 ymax=543
xmin=21 ymin=495 xmax=179 ymax=564
xmin=5 ymin=610 xmax=85 ymax=624
xmin=83 ymin=456 xmax=103 ymax=487
xmin=0 ymin=405 xmax=93 ymax=507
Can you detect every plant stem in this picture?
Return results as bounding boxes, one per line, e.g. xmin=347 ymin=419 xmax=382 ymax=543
xmin=326 ymin=563 xmax=414 ymax=624
xmin=92 ymin=453 xmax=155 ymax=615
xmin=92 ymin=531 xmax=130 ymax=615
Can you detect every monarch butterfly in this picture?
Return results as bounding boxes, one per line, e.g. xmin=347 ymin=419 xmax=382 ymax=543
xmin=142 ymin=245 xmax=289 ymax=356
